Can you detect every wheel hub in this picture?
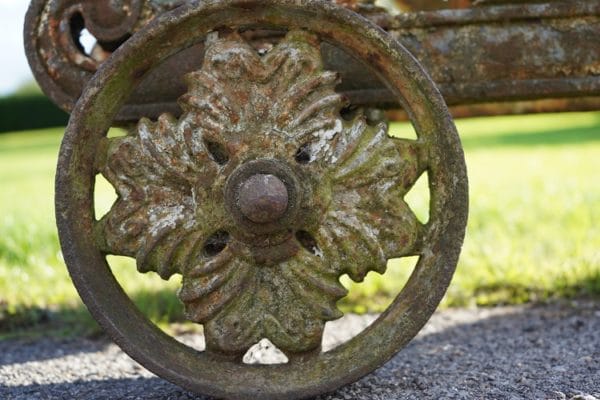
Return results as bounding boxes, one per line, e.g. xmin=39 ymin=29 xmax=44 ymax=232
xmin=237 ymin=174 xmax=289 ymax=224
xmin=224 ymin=158 xmax=303 ymax=238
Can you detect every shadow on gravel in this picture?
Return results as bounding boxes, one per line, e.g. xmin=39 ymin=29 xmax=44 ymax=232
xmin=324 ymin=303 xmax=600 ymax=400
xmin=3 ymin=377 xmax=209 ymax=400
xmin=0 ymin=337 xmax=111 ymax=368
xmin=2 ymin=302 xmax=599 ymax=400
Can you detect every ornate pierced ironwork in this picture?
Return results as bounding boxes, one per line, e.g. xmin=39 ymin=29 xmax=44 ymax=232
xmin=54 ymin=2 xmax=468 ymax=398
xmin=95 ymin=30 xmax=425 ymax=355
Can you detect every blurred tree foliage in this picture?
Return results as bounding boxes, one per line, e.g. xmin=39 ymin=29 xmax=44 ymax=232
xmin=0 ymin=82 xmax=68 ymax=133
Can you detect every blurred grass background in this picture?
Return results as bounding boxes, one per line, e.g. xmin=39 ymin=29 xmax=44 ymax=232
xmin=1 ymin=111 xmax=599 ymax=337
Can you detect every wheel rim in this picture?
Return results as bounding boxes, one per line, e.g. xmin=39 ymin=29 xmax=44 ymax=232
xmin=56 ymin=1 xmax=468 ymax=399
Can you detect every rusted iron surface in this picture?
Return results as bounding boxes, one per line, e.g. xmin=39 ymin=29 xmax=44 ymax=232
xmin=25 ymin=0 xmax=600 ymax=121
xmin=94 ymin=30 xmax=423 ymax=356
xmin=391 ymin=0 xmax=472 ymax=11
xmin=389 ymin=97 xmax=600 ymax=120
xmin=238 ymin=174 xmax=289 ymax=224
xmin=55 ymin=1 xmax=467 ymax=398
xmin=24 ymin=0 xmax=195 ymax=119
xmin=24 ymin=0 xmax=378 ymax=119
xmin=332 ymin=1 xmax=600 ymax=107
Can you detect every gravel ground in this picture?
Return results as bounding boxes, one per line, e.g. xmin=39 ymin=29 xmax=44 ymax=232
xmin=1 ymin=301 xmax=598 ymax=400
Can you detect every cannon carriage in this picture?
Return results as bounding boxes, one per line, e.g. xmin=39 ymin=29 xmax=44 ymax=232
xmin=24 ymin=1 xmax=599 ymax=399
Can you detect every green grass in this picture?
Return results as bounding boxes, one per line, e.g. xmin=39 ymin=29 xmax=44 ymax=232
xmin=342 ymin=111 xmax=600 ymax=311
xmin=0 ymin=112 xmax=599 ymax=336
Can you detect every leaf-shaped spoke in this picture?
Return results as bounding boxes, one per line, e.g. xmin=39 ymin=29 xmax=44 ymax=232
xmin=282 ymin=250 xmax=347 ymax=321
xmin=317 ymin=185 xmax=425 ymax=282
xmin=137 ymin=117 xmax=198 ymax=184
xmin=289 ymin=94 xmax=346 ymax=130
xmin=94 ymin=108 xmax=227 ymax=280
xmin=316 ymin=210 xmax=387 ymax=282
xmin=262 ymin=32 xmax=322 ymax=97
xmin=293 ymin=118 xmax=342 ymax=146
xmin=274 ymin=70 xmax=339 ymax=122
xmin=186 ymin=236 xmax=236 ymax=278
xmin=319 ymin=117 xmax=367 ymax=165
xmin=180 ymin=244 xmax=253 ymax=323
xmin=135 ymin=221 xmax=192 ymax=278
xmin=203 ymin=280 xmax=262 ymax=355
xmin=333 ymin=122 xmax=404 ymax=188
xmin=371 ymin=195 xmax=426 ymax=259
xmin=182 ymin=71 xmax=239 ymax=123
xmin=389 ymin=136 xmax=429 ymax=193
xmin=205 ymin=267 xmax=329 ymax=355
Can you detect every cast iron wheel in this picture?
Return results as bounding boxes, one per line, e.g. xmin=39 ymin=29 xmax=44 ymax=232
xmin=56 ymin=1 xmax=468 ymax=399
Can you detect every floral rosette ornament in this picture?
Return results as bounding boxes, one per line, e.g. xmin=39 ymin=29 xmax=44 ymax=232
xmin=94 ymin=30 xmax=425 ymax=357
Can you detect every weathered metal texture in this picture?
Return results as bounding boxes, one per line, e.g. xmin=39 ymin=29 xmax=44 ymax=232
xmin=24 ymin=0 xmax=196 ymax=120
xmin=388 ymin=97 xmax=600 ymax=120
xmin=25 ymin=0 xmax=600 ymax=121
xmin=56 ymin=1 xmax=467 ymax=399
xmin=392 ymin=0 xmax=472 ymax=11
xmin=94 ymin=31 xmax=424 ymax=356
xmin=333 ymin=1 xmax=600 ymax=106
xmin=389 ymin=0 xmax=566 ymax=12
xmin=238 ymin=174 xmax=289 ymax=223
xmin=23 ymin=0 xmax=381 ymax=121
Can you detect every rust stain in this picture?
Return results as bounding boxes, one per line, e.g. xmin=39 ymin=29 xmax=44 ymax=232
xmin=25 ymin=0 xmax=600 ymax=120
